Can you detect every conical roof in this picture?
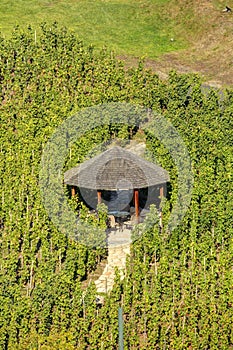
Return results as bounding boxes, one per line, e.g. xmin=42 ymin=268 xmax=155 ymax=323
xmin=64 ymin=146 xmax=169 ymax=190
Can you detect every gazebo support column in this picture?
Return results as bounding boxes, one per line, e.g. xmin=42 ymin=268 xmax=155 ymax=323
xmin=97 ymin=190 xmax=102 ymax=204
xmin=159 ymin=186 xmax=164 ymax=229
xmin=71 ymin=186 xmax=76 ymax=198
xmin=134 ymin=189 xmax=140 ymax=223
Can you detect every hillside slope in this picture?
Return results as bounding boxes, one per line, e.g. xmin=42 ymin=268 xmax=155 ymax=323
xmin=1 ymin=1 xmax=233 ymax=86
xmin=144 ymin=0 xmax=233 ymax=86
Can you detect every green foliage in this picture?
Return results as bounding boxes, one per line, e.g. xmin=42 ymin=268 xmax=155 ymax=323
xmin=0 ymin=24 xmax=232 ymax=349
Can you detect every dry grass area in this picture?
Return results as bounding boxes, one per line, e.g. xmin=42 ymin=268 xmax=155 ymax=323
xmin=121 ymin=0 xmax=233 ymax=87
xmin=2 ymin=0 xmax=233 ymax=86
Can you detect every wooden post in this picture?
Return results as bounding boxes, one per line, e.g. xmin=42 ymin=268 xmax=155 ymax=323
xmin=97 ymin=190 xmax=102 ymax=204
xmin=134 ymin=189 xmax=139 ymax=223
xmin=159 ymin=186 xmax=164 ymax=229
xmin=71 ymin=186 xmax=76 ymax=197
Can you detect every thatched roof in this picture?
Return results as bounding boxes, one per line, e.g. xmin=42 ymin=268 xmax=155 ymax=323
xmin=64 ymin=146 xmax=169 ymax=190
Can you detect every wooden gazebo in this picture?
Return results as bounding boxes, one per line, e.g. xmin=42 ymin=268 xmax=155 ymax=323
xmin=64 ymin=146 xmax=169 ymax=221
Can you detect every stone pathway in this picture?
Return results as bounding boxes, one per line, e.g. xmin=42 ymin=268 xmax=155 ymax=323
xmin=95 ymin=227 xmax=131 ymax=295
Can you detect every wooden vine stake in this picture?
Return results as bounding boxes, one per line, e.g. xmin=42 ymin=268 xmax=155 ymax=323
xmin=159 ymin=186 xmax=164 ymax=229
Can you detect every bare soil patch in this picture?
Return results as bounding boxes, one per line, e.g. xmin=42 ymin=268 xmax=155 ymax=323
xmin=120 ymin=1 xmax=233 ymax=88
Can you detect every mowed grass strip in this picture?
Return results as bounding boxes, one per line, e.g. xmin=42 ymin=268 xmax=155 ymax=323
xmin=0 ymin=0 xmax=187 ymax=58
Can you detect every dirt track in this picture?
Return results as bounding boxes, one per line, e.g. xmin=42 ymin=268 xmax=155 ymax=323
xmin=121 ymin=1 xmax=233 ymax=88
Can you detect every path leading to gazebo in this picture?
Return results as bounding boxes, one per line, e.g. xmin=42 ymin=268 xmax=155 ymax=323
xmin=90 ymin=141 xmax=144 ymax=295
xmin=95 ymin=228 xmax=131 ymax=295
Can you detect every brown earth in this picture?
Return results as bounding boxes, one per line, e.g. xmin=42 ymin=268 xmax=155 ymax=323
xmin=120 ymin=0 xmax=233 ymax=88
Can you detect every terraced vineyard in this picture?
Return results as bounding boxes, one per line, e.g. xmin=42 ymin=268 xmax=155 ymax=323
xmin=0 ymin=24 xmax=232 ymax=349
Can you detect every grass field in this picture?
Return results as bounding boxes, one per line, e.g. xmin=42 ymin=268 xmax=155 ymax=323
xmin=1 ymin=0 xmax=233 ymax=85
xmin=0 ymin=0 xmax=186 ymax=59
